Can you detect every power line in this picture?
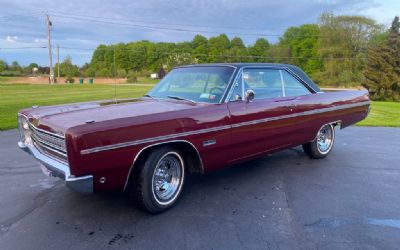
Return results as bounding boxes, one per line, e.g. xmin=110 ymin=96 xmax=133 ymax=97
xmin=49 ymin=11 xmax=290 ymax=32
xmin=0 ymin=46 xmax=47 ymax=50
xmin=0 ymin=12 xmax=44 ymax=22
xmin=51 ymin=13 xmax=310 ymax=38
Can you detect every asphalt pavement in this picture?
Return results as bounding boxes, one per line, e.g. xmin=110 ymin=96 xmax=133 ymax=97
xmin=0 ymin=127 xmax=399 ymax=250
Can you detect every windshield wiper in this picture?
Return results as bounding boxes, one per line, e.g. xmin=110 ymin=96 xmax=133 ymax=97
xmin=143 ymin=94 xmax=156 ymax=100
xmin=167 ymin=95 xmax=196 ymax=103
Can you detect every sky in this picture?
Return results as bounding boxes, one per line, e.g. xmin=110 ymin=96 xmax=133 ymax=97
xmin=0 ymin=0 xmax=399 ymax=66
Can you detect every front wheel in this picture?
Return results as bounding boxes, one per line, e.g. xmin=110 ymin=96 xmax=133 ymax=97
xmin=131 ymin=147 xmax=185 ymax=213
xmin=302 ymin=124 xmax=335 ymax=159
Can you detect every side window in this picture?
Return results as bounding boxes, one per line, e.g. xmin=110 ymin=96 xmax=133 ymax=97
xmin=281 ymin=70 xmax=310 ymax=97
xmin=243 ymin=68 xmax=283 ymax=100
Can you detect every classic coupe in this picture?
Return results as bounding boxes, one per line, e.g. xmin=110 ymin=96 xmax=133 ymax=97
xmin=18 ymin=63 xmax=370 ymax=213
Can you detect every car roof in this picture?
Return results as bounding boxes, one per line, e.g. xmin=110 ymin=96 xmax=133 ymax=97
xmin=176 ymin=63 xmax=321 ymax=92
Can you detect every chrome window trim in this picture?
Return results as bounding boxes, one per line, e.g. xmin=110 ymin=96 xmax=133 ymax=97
xmin=225 ymin=67 xmax=243 ymax=103
xmin=81 ymin=101 xmax=370 ymax=155
xmin=225 ymin=65 xmax=315 ymax=103
xmin=123 ymin=139 xmax=204 ymax=191
xmin=280 ymin=69 xmax=312 ymax=96
xmin=284 ymin=67 xmax=317 ymax=93
xmin=279 ymin=69 xmax=286 ymax=97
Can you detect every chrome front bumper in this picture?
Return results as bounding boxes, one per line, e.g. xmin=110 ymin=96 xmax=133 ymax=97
xmin=18 ymin=141 xmax=93 ymax=194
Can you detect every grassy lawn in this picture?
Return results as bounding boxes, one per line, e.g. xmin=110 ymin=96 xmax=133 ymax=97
xmin=0 ymin=83 xmax=399 ymax=130
xmin=0 ymin=83 xmax=153 ymax=130
xmin=356 ymin=101 xmax=400 ymax=127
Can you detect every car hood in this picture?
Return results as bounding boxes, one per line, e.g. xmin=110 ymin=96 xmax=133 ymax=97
xmin=21 ymin=98 xmax=202 ymax=135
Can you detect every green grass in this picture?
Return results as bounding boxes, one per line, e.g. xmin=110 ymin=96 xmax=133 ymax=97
xmin=0 ymin=83 xmax=153 ymax=130
xmin=356 ymin=101 xmax=400 ymax=127
xmin=0 ymin=83 xmax=399 ymax=130
xmin=0 ymin=76 xmax=13 ymax=83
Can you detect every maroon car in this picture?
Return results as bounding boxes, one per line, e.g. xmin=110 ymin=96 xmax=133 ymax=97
xmin=18 ymin=63 xmax=370 ymax=213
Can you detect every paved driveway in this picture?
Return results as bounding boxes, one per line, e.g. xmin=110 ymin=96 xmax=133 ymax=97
xmin=0 ymin=127 xmax=399 ymax=249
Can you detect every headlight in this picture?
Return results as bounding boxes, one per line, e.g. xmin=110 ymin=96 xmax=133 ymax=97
xmin=18 ymin=115 xmax=32 ymax=145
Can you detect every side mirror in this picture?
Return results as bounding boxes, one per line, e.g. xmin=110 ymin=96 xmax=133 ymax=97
xmin=245 ymin=89 xmax=255 ymax=102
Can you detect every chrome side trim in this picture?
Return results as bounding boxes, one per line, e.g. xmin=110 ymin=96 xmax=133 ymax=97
xmin=81 ymin=125 xmax=231 ymax=155
xmin=81 ymin=101 xmax=370 ymax=155
xmin=123 ymin=140 xmax=204 ymax=190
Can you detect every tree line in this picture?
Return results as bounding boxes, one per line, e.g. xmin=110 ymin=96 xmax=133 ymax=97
xmin=1 ymin=13 xmax=399 ymax=100
xmin=88 ymin=14 xmax=400 ymax=100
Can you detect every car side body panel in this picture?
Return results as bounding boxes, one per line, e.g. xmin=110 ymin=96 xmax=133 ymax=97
xmin=17 ymin=63 xmax=370 ymax=193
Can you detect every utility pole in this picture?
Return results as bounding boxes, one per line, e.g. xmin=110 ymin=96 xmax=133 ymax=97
xmin=46 ymin=14 xmax=54 ymax=84
xmin=57 ymin=44 xmax=60 ymax=84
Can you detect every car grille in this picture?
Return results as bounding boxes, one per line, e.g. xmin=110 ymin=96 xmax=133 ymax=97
xmin=29 ymin=124 xmax=68 ymax=163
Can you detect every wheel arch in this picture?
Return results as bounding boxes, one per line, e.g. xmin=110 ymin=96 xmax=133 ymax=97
xmin=311 ymin=120 xmax=342 ymax=141
xmin=124 ymin=140 xmax=204 ymax=191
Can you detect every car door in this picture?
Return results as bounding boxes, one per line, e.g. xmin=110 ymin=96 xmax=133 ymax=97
xmin=226 ymin=67 xmax=312 ymax=163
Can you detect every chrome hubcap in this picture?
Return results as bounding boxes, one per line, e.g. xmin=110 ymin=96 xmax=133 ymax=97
xmin=152 ymin=153 xmax=183 ymax=203
xmin=317 ymin=125 xmax=334 ymax=153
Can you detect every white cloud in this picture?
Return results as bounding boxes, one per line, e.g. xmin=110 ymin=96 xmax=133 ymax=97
xmin=6 ymin=36 xmax=18 ymax=42
xmin=33 ymin=38 xmax=46 ymax=43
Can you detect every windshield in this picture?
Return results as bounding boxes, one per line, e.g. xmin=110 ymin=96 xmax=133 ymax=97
xmin=147 ymin=66 xmax=235 ymax=103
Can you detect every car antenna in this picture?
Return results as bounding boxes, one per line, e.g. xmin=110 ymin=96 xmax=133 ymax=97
xmin=113 ymin=46 xmax=117 ymax=104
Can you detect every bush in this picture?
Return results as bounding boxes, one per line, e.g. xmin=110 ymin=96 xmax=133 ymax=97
xmin=126 ymin=72 xmax=138 ymax=83
xmin=65 ymin=77 xmax=75 ymax=83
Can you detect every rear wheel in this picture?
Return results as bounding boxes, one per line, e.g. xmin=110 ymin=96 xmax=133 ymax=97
xmin=303 ymin=124 xmax=335 ymax=159
xmin=131 ymin=147 xmax=185 ymax=214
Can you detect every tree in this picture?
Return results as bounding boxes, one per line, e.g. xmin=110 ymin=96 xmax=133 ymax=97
xmin=192 ymin=35 xmax=208 ymax=63
xmin=314 ymin=13 xmax=382 ymax=86
xmin=208 ymin=34 xmax=230 ymax=62
xmin=363 ymin=16 xmax=400 ymax=100
xmin=24 ymin=63 xmax=39 ymax=74
xmin=278 ymin=24 xmax=322 ymax=75
xmin=248 ymin=38 xmax=270 ymax=62
xmin=227 ymin=37 xmax=249 ymax=62
xmin=0 ymin=60 xmax=7 ymax=73
xmin=10 ymin=61 xmax=22 ymax=73
xmin=387 ymin=16 xmax=400 ymax=76
xmin=56 ymin=56 xmax=79 ymax=79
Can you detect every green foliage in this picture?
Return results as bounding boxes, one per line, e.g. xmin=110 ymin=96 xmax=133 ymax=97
xmin=55 ymin=56 xmax=80 ymax=78
xmin=0 ymin=60 xmax=8 ymax=72
xmin=278 ymin=24 xmax=322 ymax=75
xmin=248 ymin=38 xmax=270 ymax=63
xmin=126 ymin=72 xmax=138 ymax=83
xmin=314 ymin=13 xmax=382 ymax=86
xmin=1 ymin=13 xmax=399 ymax=102
xmin=363 ymin=16 xmax=400 ymax=101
